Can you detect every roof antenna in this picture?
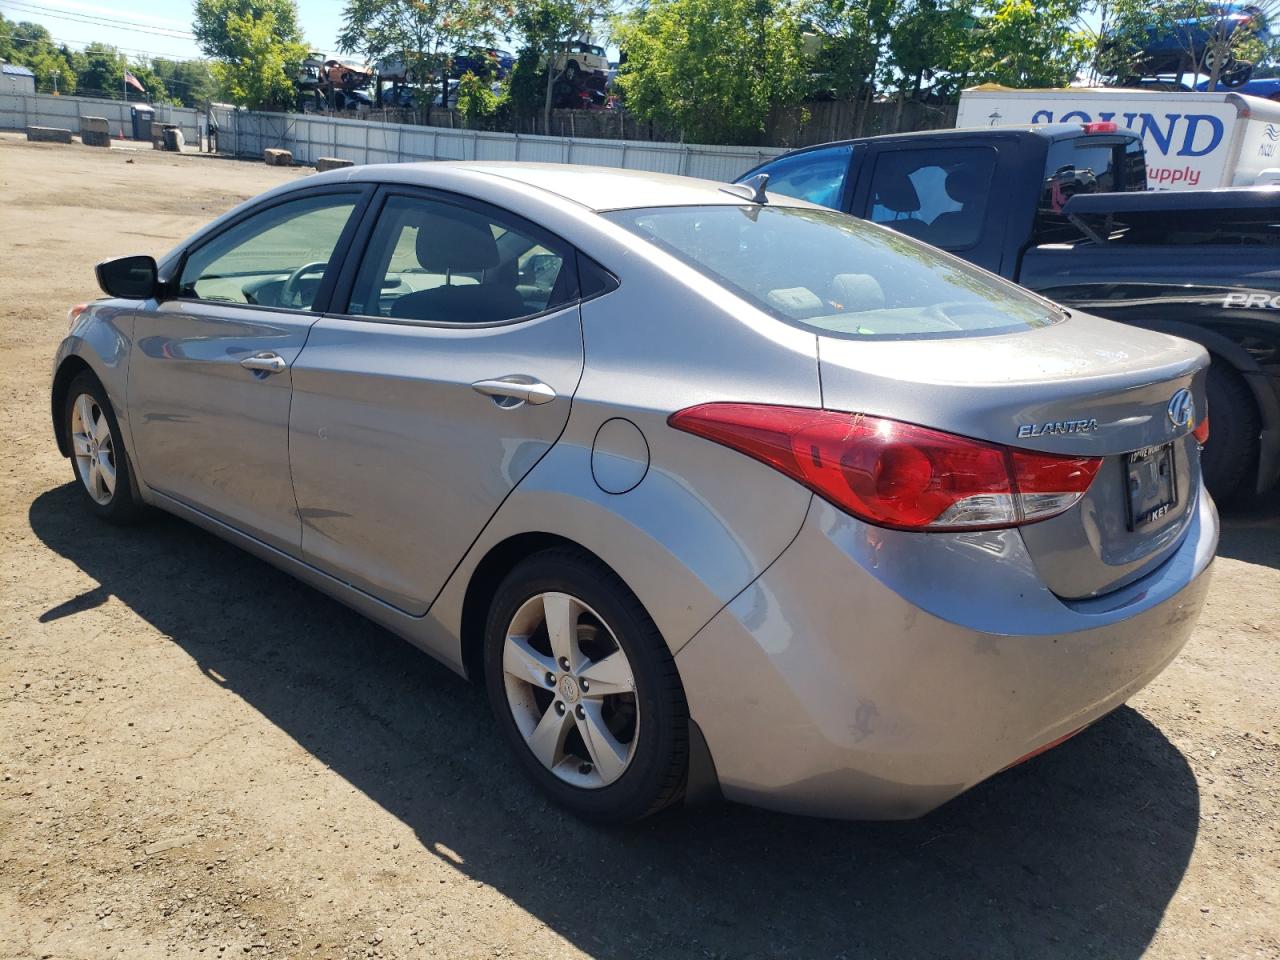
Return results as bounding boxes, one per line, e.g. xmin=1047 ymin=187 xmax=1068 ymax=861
xmin=719 ymin=172 xmax=769 ymax=204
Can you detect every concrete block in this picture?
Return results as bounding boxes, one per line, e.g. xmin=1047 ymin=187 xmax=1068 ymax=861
xmin=27 ymin=126 xmax=72 ymax=144
xmin=264 ymin=148 xmax=293 ymax=166
xmin=316 ymin=157 xmax=354 ymax=172
xmin=80 ymin=115 xmax=110 ymax=147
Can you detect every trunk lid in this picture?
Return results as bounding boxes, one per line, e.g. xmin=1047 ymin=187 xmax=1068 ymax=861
xmin=817 ymin=310 xmax=1210 ymax=598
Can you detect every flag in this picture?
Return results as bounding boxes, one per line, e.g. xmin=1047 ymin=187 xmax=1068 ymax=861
xmin=124 ymin=71 xmax=145 ymax=93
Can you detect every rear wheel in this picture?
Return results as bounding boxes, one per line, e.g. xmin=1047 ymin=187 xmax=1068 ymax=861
xmin=63 ymin=371 xmax=144 ymax=523
xmin=1201 ymin=361 xmax=1259 ymax=503
xmin=484 ymin=548 xmax=688 ymax=823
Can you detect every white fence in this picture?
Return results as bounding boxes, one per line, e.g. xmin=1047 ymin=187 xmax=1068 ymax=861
xmin=0 ymin=92 xmax=200 ymax=141
xmin=213 ymin=108 xmax=785 ymax=182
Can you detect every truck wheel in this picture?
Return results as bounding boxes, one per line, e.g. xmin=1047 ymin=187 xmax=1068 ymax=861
xmin=1200 ymin=361 xmax=1259 ymax=503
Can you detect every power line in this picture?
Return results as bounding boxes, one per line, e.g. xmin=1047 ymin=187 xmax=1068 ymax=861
xmin=0 ymin=0 xmax=196 ymax=40
xmin=0 ymin=29 xmax=201 ymax=63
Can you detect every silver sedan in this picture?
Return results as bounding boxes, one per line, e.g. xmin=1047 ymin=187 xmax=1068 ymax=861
xmin=52 ymin=162 xmax=1218 ymax=822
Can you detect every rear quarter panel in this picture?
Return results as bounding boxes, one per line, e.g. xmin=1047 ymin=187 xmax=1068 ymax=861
xmin=428 ymin=236 xmax=824 ymax=658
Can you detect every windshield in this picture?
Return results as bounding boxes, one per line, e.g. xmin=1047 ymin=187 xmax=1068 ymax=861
xmin=604 ymin=204 xmax=1061 ymax=340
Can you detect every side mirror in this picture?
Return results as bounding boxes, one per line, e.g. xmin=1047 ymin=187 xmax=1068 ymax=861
xmin=95 ymin=255 xmax=159 ymax=300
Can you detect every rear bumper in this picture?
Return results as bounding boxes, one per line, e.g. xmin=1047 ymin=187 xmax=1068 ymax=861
xmin=676 ymin=489 xmax=1218 ymax=820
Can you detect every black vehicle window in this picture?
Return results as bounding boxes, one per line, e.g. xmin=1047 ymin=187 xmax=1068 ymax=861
xmin=866 ymin=147 xmax=997 ymax=251
xmin=346 ymin=194 xmax=576 ymax=324
xmin=749 ymin=144 xmax=853 ymax=210
xmin=1036 ymin=136 xmax=1147 ymax=242
xmin=1040 ymin=137 xmax=1146 ymax=213
xmin=178 ymin=193 xmax=359 ymax=309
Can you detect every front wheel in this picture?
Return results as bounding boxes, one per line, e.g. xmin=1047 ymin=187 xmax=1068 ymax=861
xmin=484 ymin=548 xmax=689 ymax=823
xmin=63 ymin=371 xmax=145 ymax=523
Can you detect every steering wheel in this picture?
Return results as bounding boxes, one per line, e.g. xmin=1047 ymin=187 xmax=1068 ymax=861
xmin=279 ymin=261 xmax=329 ymax=309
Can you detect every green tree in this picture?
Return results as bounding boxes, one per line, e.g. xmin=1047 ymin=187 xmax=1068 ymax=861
xmin=193 ymin=0 xmax=303 ymax=60
xmin=963 ymin=0 xmax=1088 ymax=88
xmin=76 ymin=42 xmax=126 ymax=97
xmin=456 ymin=69 xmax=502 ymax=124
xmin=804 ymin=0 xmax=901 ymax=106
xmin=885 ymin=0 xmax=972 ymax=99
xmin=194 ymin=0 xmax=306 ymax=109
xmin=206 ymin=9 xmax=307 ymax=109
xmin=512 ymin=0 xmax=603 ymax=133
xmin=337 ymin=0 xmax=499 ymax=111
xmin=0 ymin=16 xmax=80 ymax=94
xmin=1095 ymin=0 xmax=1280 ymax=89
xmin=614 ymin=0 xmax=808 ymax=144
xmin=151 ymin=58 xmax=217 ymax=107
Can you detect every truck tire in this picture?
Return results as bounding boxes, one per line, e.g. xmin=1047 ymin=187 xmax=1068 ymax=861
xmin=1201 ymin=361 xmax=1259 ymax=503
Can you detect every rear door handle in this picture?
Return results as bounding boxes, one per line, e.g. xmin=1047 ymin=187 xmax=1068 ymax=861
xmin=471 ymin=376 xmax=557 ymax=406
xmin=240 ymin=352 xmax=287 ymax=374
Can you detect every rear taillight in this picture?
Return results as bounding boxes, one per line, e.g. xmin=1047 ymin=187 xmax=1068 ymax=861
xmin=1082 ymin=120 xmax=1118 ymax=134
xmin=668 ymin=403 xmax=1102 ymax=532
xmin=1193 ymin=415 xmax=1210 ymax=445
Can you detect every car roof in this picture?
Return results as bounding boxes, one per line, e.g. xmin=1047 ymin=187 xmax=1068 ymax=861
xmin=349 ymin=161 xmax=766 ymax=213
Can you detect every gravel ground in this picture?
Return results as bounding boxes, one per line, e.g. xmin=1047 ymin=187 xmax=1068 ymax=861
xmin=1 ymin=134 xmax=1277 ymax=960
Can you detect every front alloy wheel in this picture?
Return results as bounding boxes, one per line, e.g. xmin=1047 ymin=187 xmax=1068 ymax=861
xmin=62 ymin=370 xmax=144 ymax=523
xmin=70 ymin=392 xmax=117 ymax=505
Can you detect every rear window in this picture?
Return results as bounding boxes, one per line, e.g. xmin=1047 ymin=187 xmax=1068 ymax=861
xmin=603 ymin=204 xmax=1061 ymax=340
xmin=1037 ymin=135 xmax=1146 ymax=242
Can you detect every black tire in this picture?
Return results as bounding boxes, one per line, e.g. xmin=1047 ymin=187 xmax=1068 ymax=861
xmin=1200 ymin=360 xmax=1259 ymax=503
xmin=564 ymin=60 xmax=580 ymax=81
xmin=483 ymin=547 xmax=688 ymax=823
xmin=63 ymin=370 xmax=145 ymax=524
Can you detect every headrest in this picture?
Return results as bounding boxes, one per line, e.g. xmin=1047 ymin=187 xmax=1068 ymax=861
xmin=874 ymin=172 xmax=920 ymax=214
xmin=945 ymin=167 xmax=987 ymax=205
xmin=828 ymin=274 xmax=885 ymax=313
xmin=414 ymin=209 xmax=499 ymax=273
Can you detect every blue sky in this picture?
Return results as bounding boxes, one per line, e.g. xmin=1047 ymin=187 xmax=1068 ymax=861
xmin=0 ymin=0 xmax=350 ymax=61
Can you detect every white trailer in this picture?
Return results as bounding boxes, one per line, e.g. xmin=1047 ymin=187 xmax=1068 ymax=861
xmin=956 ymin=84 xmax=1280 ymax=190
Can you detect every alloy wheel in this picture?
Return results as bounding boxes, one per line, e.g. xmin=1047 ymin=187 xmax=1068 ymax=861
xmin=502 ymin=591 xmax=639 ymax=789
xmin=70 ymin=393 xmax=116 ymax=505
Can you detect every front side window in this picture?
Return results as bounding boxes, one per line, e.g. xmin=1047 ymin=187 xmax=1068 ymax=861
xmin=748 ymin=144 xmax=853 ymax=210
xmin=178 ymin=193 xmax=358 ymax=309
xmin=867 ymin=147 xmax=997 ymax=250
xmin=604 ymin=204 xmax=1059 ymax=340
xmin=346 ymin=195 xmax=574 ymax=324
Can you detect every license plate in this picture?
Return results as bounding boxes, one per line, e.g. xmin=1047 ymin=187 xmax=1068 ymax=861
xmin=1125 ymin=443 xmax=1178 ymax=530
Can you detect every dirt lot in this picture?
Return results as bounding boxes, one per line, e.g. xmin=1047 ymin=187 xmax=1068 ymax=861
xmin=1 ymin=133 xmax=1277 ymax=960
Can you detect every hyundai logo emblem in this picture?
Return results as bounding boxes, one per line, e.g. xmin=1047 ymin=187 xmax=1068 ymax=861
xmin=1168 ymin=388 xmax=1195 ymax=430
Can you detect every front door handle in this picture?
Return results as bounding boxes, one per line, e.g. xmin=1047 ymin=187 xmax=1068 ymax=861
xmin=240 ymin=352 xmax=287 ymax=375
xmin=471 ymin=376 xmax=557 ymax=407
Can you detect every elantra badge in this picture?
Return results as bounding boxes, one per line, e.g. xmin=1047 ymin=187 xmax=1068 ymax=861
xmin=1017 ymin=418 xmax=1099 ymax=439
xmin=1168 ymin=388 xmax=1195 ymax=430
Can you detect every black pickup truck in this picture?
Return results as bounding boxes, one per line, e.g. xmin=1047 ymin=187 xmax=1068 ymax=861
xmin=737 ymin=124 xmax=1280 ymax=500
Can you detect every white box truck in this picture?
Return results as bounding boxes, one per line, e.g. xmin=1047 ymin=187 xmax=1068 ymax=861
xmin=956 ymin=84 xmax=1280 ymax=189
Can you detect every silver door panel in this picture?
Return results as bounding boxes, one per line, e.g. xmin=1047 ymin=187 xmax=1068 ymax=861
xmin=128 ymin=301 xmax=316 ymax=552
xmin=288 ymin=306 xmax=584 ymax=614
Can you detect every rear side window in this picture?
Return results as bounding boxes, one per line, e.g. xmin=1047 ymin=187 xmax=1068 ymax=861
xmin=866 ymin=147 xmax=996 ymax=251
xmin=747 ymin=144 xmax=853 ymax=210
xmin=345 ymin=194 xmax=577 ymax=324
xmin=604 ymin=204 xmax=1059 ymax=340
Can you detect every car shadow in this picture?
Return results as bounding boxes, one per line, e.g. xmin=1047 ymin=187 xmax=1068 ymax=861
xmin=29 ymin=483 xmax=1200 ymax=960
xmin=1216 ymin=492 xmax=1280 ymax=569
